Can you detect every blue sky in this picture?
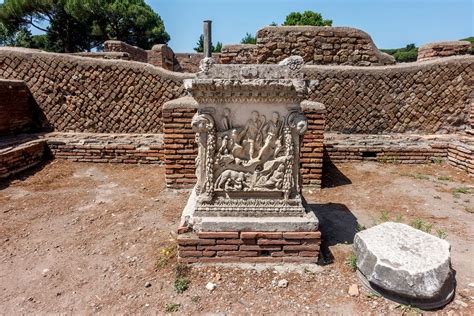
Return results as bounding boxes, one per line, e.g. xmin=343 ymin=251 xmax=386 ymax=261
xmin=151 ymin=0 xmax=473 ymax=52
xmin=1 ymin=0 xmax=472 ymax=51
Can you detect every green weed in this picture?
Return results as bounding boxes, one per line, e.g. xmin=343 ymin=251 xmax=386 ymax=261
xmin=165 ymin=303 xmax=181 ymax=313
xmin=346 ymin=253 xmax=357 ymax=272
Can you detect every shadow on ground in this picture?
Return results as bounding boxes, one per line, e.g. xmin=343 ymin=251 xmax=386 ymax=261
xmin=310 ymin=202 xmax=360 ymax=265
xmin=0 ymin=158 xmax=51 ymax=190
xmin=322 ymin=159 xmax=352 ymax=188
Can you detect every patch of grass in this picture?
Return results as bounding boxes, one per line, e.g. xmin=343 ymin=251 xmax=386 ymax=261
xmin=379 ymin=210 xmax=391 ymax=223
xmin=156 ymin=242 xmax=177 ymax=270
xmin=410 ymin=218 xmax=432 ymax=233
xmin=366 ymin=291 xmax=381 ymax=299
xmin=452 ymin=187 xmax=471 ymax=199
xmin=345 ymin=253 xmax=357 ymax=272
xmin=437 ymin=176 xmax=452 ymax=181
xmin=395 ymin=213 xmax=403 ymax=222
xmin=464 ymin=207 xmax=474 ymax=214
xmin=191 ymin=296 xmax=201 ymax=303
xmin=400 ymin=172 xmax=431 ymax=180
xmin=165 ymin=303 xmax=181 ymax=313
xmin=356 ymin=223 xmax=367 ymax=232
xmin=395 ymin=304 xmax=423 ymax=315
xmin=303 ymin=267 xmax=316 ymax=276
xmin=436 ymin=229 xmax=448 ymax=239
xmin=173 ymin=277 xmax=189 ymax=294
xmin=173 ymin=263 xmax=190 ymax=294
xmin=432 ymin=157 xmax=444 ymax=164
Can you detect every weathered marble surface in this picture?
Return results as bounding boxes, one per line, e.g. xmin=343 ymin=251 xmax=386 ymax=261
xmin=354 ymin=222 xmax=455 ymax=309
xmin=177 ymin=56 xmax=319 ymax=232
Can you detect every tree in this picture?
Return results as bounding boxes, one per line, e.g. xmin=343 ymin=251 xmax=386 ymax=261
xmin=283 ymin=10 xmax=332 ymax=26
xmin=0 ymin=0 xmax=170 ymax=52
xmin=240 ymin=32 xmax=256 ymax=44
xmin=193 ymin=34 xmax=222 ymax=53
xmin=381 ymin=44 xmax=418 ymax=63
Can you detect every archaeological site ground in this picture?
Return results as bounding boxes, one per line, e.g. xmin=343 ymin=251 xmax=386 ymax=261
xmin=0 ymin=18 xmax=473 ymax=315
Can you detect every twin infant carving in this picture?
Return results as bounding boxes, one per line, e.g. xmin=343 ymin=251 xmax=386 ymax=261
xmin=192 ymin=107 xmax=307 ymax=203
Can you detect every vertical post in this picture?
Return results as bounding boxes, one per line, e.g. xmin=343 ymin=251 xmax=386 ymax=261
xmin=203 ymin=20 xmax=212 ymax=58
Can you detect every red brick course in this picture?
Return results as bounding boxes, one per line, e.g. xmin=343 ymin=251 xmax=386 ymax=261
xmin=177 ymin=231 xmax=321 ymax=264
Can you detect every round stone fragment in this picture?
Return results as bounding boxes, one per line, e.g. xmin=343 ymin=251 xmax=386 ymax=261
xmin=354 ymin=222 xmax=454 ymax=310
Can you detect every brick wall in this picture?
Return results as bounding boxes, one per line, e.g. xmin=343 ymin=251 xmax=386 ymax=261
xmin=418 ymin=41 xmax=471 ymax=62
xmin=0 ymin=47 xmax=191 ymax=133
xmin=162 ymin=97 xmax=198 ymax=188
xmin=147 ymin=44 xmax=181 ymax=71
xmin=221 ymin=26 xmax=395 ymax=66
xmin=220 ymin=44 xmax=258 ymax=64
xmin=46 ymin=132 xmax=164 ymax=163
xmin=0 ymin=140 xmax=46 ymax=178
xmin=303 ymin=56 xmax=474 ymax=134
xmin=104 ymin=40 xmax=148 ymax=63
xmin=174 ymin=53 xmax=221 ymax=73
xmin=301 ymin=101 xmax=326 ymax=187
xmin=0 ymin=79 xmax=36 ymax=136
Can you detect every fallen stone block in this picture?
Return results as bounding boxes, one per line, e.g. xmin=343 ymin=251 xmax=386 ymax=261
xmin=354 ymin=222 xmax=455 ymax=310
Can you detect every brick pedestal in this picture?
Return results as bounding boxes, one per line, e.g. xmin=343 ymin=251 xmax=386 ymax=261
xmin=177 ymin=231 xmax=321 ymax=264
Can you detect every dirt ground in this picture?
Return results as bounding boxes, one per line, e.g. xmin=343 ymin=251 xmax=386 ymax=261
xmin=0 ymin=160 xmax=473 ymax=314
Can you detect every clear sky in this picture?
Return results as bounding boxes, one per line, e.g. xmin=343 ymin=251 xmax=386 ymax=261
xmin=151 ymin=0 xmax=473 ymax=52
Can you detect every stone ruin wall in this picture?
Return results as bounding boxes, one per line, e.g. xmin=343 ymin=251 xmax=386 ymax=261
xmin=0 ymin=48 xmax=191 ymax=133
xmin=304 ymin=56 xmax=474 ymax=134
xmin=0 ymin=79 xmax=37 ymax=136
xmin=103 ymin=40 xmax=149 ymax=63
xmin=0 ymin=48 xmax=471 ymax=135
xmin=417 ymin=41 xmax=472 ymax=62
xmin=220 ymin=26 xmax=396 ymax=66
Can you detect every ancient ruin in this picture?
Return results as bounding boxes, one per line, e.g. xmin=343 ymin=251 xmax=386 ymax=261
xmin=169 ymin=56 xmax=322 ymax=263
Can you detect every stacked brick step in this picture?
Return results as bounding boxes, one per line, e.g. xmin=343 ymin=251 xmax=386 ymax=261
xmin=45 ymin=132 xmax=164 ymax=164
xmin=177 ymin=231 xmax=321 ymax=264
xmin=447 ymin=142 xmax=474 ymax=176
xmin=0 ymin=140 xmax=46 ymax=178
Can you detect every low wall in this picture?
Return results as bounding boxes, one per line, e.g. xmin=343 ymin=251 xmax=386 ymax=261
xmin=418 ymin=41 xmax=471 ymax=62
xmin=303 ymin=56 xmax=473 ymax=134
xmin=0 ymin=79 xmax=37 ymax=136
xmin=221 ymin=26 xmax=395 ymax=66
xmin=175 ymin=53 xmax=221 ymax=73
xmin=148 ymin=44 xmax=181 ymax=71
xmin=46 ymin=132 xmax=164 ymax=163
xmin=0 ymin=140 xmax=46 ymax=178
xmin=220 ymin=45 xmax=258 ymax=64
xmin=0 ymin=47 xmax=191 ymax=133
xmin=104 ymin=40 xmax=148 ymax=63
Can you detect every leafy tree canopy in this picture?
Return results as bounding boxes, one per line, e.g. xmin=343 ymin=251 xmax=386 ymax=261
xmin=381 ymin=43 xmax=418 ymax=63
xmin=283 ymin=10 xmax=332 ymax=26
xmin=194 ymin=34 xmax=222 ymax=53
xmin=0 ymin=0 xmax=170 ymax=52
xmin=240 ymin=32 xmax=256 ymax=44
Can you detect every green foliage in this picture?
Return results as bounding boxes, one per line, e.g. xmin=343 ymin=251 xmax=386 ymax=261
xmin=165 ymin=303 xmax=180 ymax=313
xmin=173 ymin=277 xmax=189 ymax=294
xmin=410 ymin=218 xmax=432 ymax=233
xmin=345 ymin=253 xmax=357 ymax=272
xmin=460 ymin=36 xmax=474 ymax=54
xmin=356 ymin=223 xmax=366 ymax=232
xmin=240 ymin=32 xmax=256 ymax=44
xmin=0 ymin=0 xmax=169 ymax=52
xmin=436 ymin=229 xmax=447 ymax=239
xmin=173 ymin=263 xmax=190 ymax=294
xmin=193 ymin=34 xmax=222 ymax=53
xmin=381 ymin=43 xmax=418 ymax=63
xmin=283 ymin=10 xmax=332 ymax=26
